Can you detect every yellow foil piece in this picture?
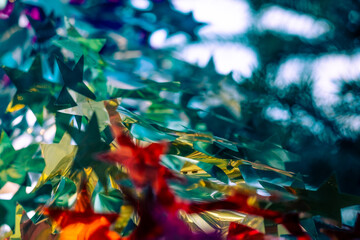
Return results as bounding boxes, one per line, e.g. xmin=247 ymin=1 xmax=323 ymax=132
xmin=36 ymin=133 xmax=77 ymax=190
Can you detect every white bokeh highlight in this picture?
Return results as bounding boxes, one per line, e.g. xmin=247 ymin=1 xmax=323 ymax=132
xmin=258 ymin=5 xmax=331 ymax=39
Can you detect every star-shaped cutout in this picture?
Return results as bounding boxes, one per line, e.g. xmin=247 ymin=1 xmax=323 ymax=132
xmin=286 ymin=175 xmax=360 ymax=223
xmin=63 ymin=113 xmax=110 ymax=187
xmin=138 ymin=0 xmax=205 ymax=41
xmin=3 ymin=55 xmax=57 ymax=125
xmin=53 ymin=25 xmax=106 ymax=68
xmin=35 ymin=133 xmax=77 ymax=190
xmin=58 ymin=95 xmax=110 ymax=132
xmin=56 ymin=55 xmax=96 ymax=100
xmin=98 ymin=126 xmax=175 ymax=195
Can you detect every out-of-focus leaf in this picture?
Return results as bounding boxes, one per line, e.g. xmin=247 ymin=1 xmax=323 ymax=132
xmin=3 ymin=56 xmax=58 ymax=125
xmin=53 ymin=25 xmax=106 ymax=68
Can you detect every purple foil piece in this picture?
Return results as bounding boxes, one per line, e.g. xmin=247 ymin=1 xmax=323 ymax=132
xmin=0 ymin=1 xmax=14 ymax=19
xmin=25 ymin=6 xmax=42 ymax=21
